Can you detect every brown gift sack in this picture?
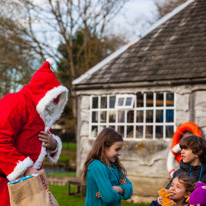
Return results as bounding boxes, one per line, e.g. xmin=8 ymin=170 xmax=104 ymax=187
xmin=8 ymin=169 xmax=59 ymax=206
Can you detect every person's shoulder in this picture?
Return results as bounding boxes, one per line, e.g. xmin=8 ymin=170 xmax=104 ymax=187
xmin=0 ymin=92 xmax=17 ymax=102
xmin=0 ymin=92 xmax=26 ymax=110
xmin=179 ymin=161 xmax=189 ymax=170
xmin=88 ymin=159 xmax=107 ymax=170
xmin=149 ymin=200 xmax=160 ymax=206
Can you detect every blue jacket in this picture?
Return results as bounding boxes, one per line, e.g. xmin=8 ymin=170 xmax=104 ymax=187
xmin=85 ymin=159 xmax=133 ymax=206
xmin=166 ymin=161 xmax=206 ymax=188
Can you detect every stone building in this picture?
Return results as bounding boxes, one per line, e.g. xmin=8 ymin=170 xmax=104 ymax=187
xmin=72 ymin=0 xmax=206 ymax=198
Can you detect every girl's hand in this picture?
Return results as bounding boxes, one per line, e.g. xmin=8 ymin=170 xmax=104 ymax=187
xmin=96 ymin=192 xmax=101 ymax=199
xmin=96 ymin=186 xmax=124 ymax=198
xmin=38 ymin=131 xmax=57 ymax=150
xmin=112 ymin=186 xmax=124 ymax=195
xmin=157 ymin=196 xmax=163 ymax=205
xmin=120 ymin=177 xmax=127 ymax=184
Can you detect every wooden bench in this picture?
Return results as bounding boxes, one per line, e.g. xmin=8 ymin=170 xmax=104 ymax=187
xmin=68 ymin=178 xmax=86 ymax=197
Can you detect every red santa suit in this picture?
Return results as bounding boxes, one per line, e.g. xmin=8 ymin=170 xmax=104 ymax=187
xmin=0 ymin=59 xmax=68 ymax=206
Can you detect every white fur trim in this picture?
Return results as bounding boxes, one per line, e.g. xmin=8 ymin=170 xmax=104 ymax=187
xmin=36 ymin=85 xmax=68 ymax=131
xmin=7 ymin=157 xmax=33 ymax=181
xmin=47 ymin=134 xmax=62 ymax=164
xmin=33 ymin=146 xmax=47 ymax=170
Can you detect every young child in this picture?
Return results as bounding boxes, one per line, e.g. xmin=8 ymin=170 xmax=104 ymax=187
xmin=167 ymin=135 xmax=206 ymax=188
xmin=150 ymin=173 xmax=196 ymax=206
xmin=82 ymin=127 xmax=133 ymax=206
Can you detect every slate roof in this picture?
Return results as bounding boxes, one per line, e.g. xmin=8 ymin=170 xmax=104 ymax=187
xmin=73 ymin=0 xmax=206 ymax=89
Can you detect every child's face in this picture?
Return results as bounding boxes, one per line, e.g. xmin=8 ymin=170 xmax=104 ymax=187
xmin=105 ymin=141 xmax=123 ymax=163
xmin=169 ymin=177 xmax=188 ymax=202
xmin=181 ymin=148 xmax=199 ymax=165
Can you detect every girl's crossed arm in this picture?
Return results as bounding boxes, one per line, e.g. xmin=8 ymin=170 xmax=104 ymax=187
xmin=118 ymin=173 xmax=133 ymax=199
xmin=91 ymin=161 xmax=122 ymax=204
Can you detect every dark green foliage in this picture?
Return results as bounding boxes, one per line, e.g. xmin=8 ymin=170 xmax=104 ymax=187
xmin=56 ymin=29 xmax=126 ymax=134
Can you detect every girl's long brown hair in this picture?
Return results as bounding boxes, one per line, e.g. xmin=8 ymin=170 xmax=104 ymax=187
xmin=82 ymin=127 xmax=126 ymax=183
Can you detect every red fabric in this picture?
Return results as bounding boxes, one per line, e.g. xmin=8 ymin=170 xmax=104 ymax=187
xmin=0 ymin=177 xmax=9 ymax=206
xmin=54 ymin=95 xmax=60 ymax=104
xmin=26 ymin=61 xmax=60 ymax=106
xmin=0 ymin=61 xmax=64 ymax=206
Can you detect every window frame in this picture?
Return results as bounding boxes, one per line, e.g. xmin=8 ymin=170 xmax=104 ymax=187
xmin=115 ymin=95 xmax=135 ymax=109
xmin=89 ymin=93 xmax=176 ymax=140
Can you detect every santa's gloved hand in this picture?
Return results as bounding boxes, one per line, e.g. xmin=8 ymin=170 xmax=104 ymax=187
xmin=38 ymin=131 xmax=57 ymax=150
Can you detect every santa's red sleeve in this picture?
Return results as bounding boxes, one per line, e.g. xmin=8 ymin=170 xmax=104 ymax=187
xmin=0 ymin=94 xmax=33 ymax=181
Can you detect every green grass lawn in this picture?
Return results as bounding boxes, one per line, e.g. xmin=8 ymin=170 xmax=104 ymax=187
xmin=47 ymin=172 xmax=76 ymax=177
xmin=50 ymin=185 xmax=149 ymax=206
xmin=62 ymin=142 xmax=76 ymax=151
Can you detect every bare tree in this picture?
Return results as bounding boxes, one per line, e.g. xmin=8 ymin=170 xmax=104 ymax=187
xmin=155 ymin=0 xmax=187 ymax=18
xmin=2 ymin=0 xmax=128 ymax=81
xmin=0 ymin=3 xmax=38 ymax=97
xmin=0 ymin=0 xmax=128 ymax=135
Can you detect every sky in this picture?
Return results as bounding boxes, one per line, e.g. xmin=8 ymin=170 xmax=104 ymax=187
xmin=108 ymin=0 xmax=159 ymax=40
xmin=30 ymin=0 xmax=159 ymax=45
xmin=28 ymin=0 xmax=160 ymax=61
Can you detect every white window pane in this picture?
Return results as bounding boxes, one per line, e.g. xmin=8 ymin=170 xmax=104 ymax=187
xmin=109 ymin=111 xmax=116 ymax=123
xmin=127 ymin=126 xmax=134 ymax=138
xmin=156 ymin=110 xmax=163 ymax=123
xmin=166 ymin=126 xmax=174 ymax=138
xmin=146 ymin=93 xmax=153 ymax=107
xmin=166 ymin=109 xmax=174 ymax=122
xmin=156 ymin=93 xmax=163 ymax=107
xmin=92 ymin=97 xmax=98 ymax=108
xmin=136 ymin=126 xmax=143 ymax=138
xmin=125 ymin=97 xmax=132 ymax=106
xmin=92 ymin=111 xmax=98 ymax=123
xmin=118 ymin=111 xmax=125 ymax=123
xmin=127 ymin=110 xmax=134 ymax=123
xmin=136 ymin=93 xmax=144 ymax=107
xmin=146 ymin=110 xmax=153 ymax=123
xmin=166 ymin=93 xmax=174 ymax=106
xmin=136 ymin=111 xmax=143 ymax=122
xmin=145 ymin=126 xmax=153 ymax=139
xmin=156 ymin=126 xmax=163 ymax=139
xmin=118 ymin=97 xmax=124 ymax=106
xmin=117 ymin=126 xmax=124 ymax=138
xmin=101 ymin=96 xmax=107 ymax=108
xmin=99 ymin=125 xmax=106 ymax=133
xmin=109 ymin=96 xmax=116 ymax=108
xmin=100 ymin=111 xmax=107 ymax=123
xmin=91 ymin=126 xmax=98 ymax=138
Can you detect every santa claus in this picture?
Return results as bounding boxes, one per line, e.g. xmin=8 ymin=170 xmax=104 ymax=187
xmin=0 ymin=59 xmax=68 ymax=205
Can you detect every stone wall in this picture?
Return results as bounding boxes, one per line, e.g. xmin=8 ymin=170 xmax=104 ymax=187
xmin=195 ymin=91 xmax=206 ymax=135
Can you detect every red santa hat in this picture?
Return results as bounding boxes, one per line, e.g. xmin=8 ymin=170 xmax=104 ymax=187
xmin=26 ymin=58 xmax=68 ymax=131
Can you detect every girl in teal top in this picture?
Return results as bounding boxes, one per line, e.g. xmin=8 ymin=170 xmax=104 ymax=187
xmin=82 ymin=128 xmax=133 ymax=206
